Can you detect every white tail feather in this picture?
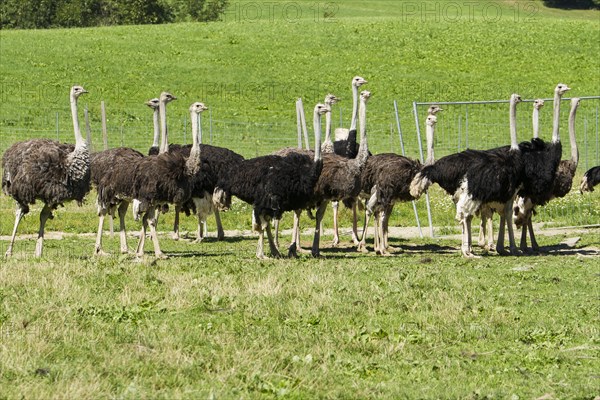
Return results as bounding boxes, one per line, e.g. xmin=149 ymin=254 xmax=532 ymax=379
xmin=409 ymin=173 xmax=432 ymax=199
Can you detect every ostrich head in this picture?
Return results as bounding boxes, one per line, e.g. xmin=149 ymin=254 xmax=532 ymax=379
xmin=555 ymin=83 xmax=570 ymax=96
xmin=71 ymin=85 xmax=88 ymax=99
xmin=146 ymin=98 xmax=159 ymax=110
xmin=571 ymin=97 xmax=581 ymax=108
xmin=533 ymin=99 xmax=544 ymax=110
xmin=511 ymin=93 xmax=523 ymax=104
xmin=352 ymin=76 xmax=368 ymax=87
xmin=426 ymin=114 xmax=437 ymax=126
xmin=160 ymin=92 xmax=177 ymax=103
xmin=427 ymin=105 xmax=443 ymax=115
xmin=190 ymin=102 xmax=208 ymax=114
xmin=360 ymin=90 xmax=371 ymax=102
xmin=315 ymin=103 xmax=331 ymax=115
xmin=324 ymin=94 xmax=339 ymax=106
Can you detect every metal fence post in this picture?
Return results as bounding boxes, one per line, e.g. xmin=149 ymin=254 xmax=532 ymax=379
xmin=412 ymin=101 xmax=434 ymax=238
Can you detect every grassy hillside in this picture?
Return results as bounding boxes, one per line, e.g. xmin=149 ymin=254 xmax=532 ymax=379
xmin=0 ymin=1 xmax=598 ymax=155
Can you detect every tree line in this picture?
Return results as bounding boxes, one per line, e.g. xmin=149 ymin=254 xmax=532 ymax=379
xmin=1 ymin=0 xmax=229 ymax=29
xmin=543 ymin=0 xmax=600 ymax=9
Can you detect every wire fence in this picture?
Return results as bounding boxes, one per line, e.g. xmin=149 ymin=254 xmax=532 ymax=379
xmin=1 ymin=97 xmax=599 ymax=231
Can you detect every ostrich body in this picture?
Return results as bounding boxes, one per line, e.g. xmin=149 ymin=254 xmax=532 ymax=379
xmin=2 ymin=86 xmax=90 ymax=257
xmin=580 ymin=166 xmax=600 ymax=193
xmin=331 ymin=76 xmax=368 ymax=246
xmin=513 ymin=98 xmax=579 ymax=251
xmin=357 ymin=113 xmax=437 ymax=255
xmin=214 ymin=103 xmax=329 ymax=259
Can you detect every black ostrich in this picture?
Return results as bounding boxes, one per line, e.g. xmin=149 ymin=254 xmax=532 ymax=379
xmin=514 ymin=95 xmax=580 ymax=252
xmin=358 ymin=112 xmax=438 ymax=255
xmin=131 ymin=93 xmax=209 ymax=259
xmin=580 ymin=166 xmax=600 ymax=193
xmin=331 ymin=76 xmax=368 ymax=246
xmin=170 ymin=109 xmax=245 ymax=243
xmin=478 ymin=85 xmax=570 ymax=251
xmin=213 ymin=103 xmax=330 ymax=259
xmin=2 ymin=85 xmax=90 ymax=257
xmin=91 ymin=146 xmax=144 ymax=255
xmin=282 ymin=90 xmax=371 ymax=257
xmin=411 ymin=94 xmax=530 ymax=257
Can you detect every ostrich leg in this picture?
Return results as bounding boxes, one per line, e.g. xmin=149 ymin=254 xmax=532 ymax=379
xmin=147 ymin=207 xmax=167 ymax=259
xmin=214 ymin=210 xmax=225 ymax=241
xmin=94 ymin=209 xmax=110 ymax=256
xmin=265 ymin=219 xmax=282 ymax=258
xmin=35 ymin=205 xmax=53 ymax=258
xmin=5 ymin=206 xmax=25 ymax=258
xmin=117 ymin=201 xmax=130 ymax=254
xmin=331 ymin=201 xmax=340 ymax=246
xmin=311 ymin=202 xmax=329 ymax=258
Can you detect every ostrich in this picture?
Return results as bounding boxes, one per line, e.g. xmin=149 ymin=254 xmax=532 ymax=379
xmin=272 ymin=93 xmax=339 ymax=251
xmin=331 ymin=76 xmax=368 ymax=246
xmin=177 ymin=104 xmax=245 ymax=243
xmin=213 ymin=103 xmax=330 ymax=259
xmin=2 ymin=85 xmax=90 ymax=257
xmin=580 ymin=166 xmax=600 ymax=193
xmin=479 ymin=86 xmax=570 ymax=252
xmin=411 ymin=94 xmax=527 ymax=257
xmin=132 ymin=93 xmax=203 ymax=259
xmin=514 ymin=97 xmax=581 ymax=252
xmin=357 ymin=112 xmax=438 ymax=255
xmin=478 ymin=98 xmax=543 ymax=250
xmin=91 ymin=145 xmax=144 ymax=256
xmin=305 ymin=90 xmax=372 ymax=257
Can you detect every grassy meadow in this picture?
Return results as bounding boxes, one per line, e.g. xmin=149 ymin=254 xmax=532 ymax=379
xmin=1 ymin=0 xmax=600 ymax=398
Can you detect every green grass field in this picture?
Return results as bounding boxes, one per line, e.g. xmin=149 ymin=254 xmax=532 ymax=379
xmin=1 ymin=0 xmax=600 ymax=398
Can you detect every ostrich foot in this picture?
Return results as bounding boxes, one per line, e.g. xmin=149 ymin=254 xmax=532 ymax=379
xmin=357 ymin=242 xmax=369 ymax=253
xmin=35 ymin=240 xmax=43 ymax=258
xmin=287 ymin=243 xmax=298 ymax=258
xmin=386 ymin=245 xmax=403 ymax=253
xmin=120 ymin=247 xmax=129 ymax=254
xmin=94 ymin=248 xmax=110 ymax=257
xmin=352 ymin=234 xmax=361 ymax=246
xmin=311 ymin=246 xmax=321 ymax=258
xmin=172 ymin=232 xmax=180 ymax=241
xmin=4 ymin=250 xmax=12 ymax=258
xmin=332 ymin=236 xmax=340 ymax=247
xmin=191 ymin=236 xmax=204 ymax=244
xmin=269 ymin=248 xmax=282 ymax=259
xmin=217 ymin=232 xmax=225 ymax=241
xmin=509 ymin=246 xmax=521 ymax=256
xmin=461 ymin=247 xmax=480 ymax=259
xmin=294 ymin=245 xmax=311 ymax=254
xmin=154 ymin=251 xmax=169 ymax=260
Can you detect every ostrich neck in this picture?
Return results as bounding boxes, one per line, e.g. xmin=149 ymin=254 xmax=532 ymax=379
xmin=568 ymin=103 xmax=579 ymax=165
xmin=152 ymin=109 xmax=160 ymax=147
xmin=552 ymin=92 xmax=561 ymax=143
xmin=324 ymin=111 xmax=332 ymax=144
xmin=187 ymin=112 xmax=201 ymax=175
xmin=356 ymin=99 xmax=369 ymax=166
xmin=425 ymin=122 xmax=435 ymax=165
xmin=509 ymin=99 xmax=518 ymax=150
xmin=313 ymin=111 xmax=322 ymax=162
xmin=71 ymin=96 xmax=85 ymax=149
xmin=532 ymin=108 xmax=540 ymax=139
xmin=159 ymin=101 xmax=169 ymax=154
xmin=349 ymin=85 xmax=359 ymax=131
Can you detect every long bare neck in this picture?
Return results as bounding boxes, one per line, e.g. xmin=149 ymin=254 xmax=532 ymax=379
xmin=349 ymin=84 xmax=359 ymax=131
xmin=71 ymin=94 xmax=85 ymax=148
xmin=552 ymin=92 xmax=562 ymax=143
xmin=532 ymin=107 xmax=540 ymax=139
xmin=324 ymin=110 xmax=332 ymax=144
xmin=159 ymin=101 xmax=169 ymax=154
xmin=425 ymin=121 xmax=435 ymax=165
xmin=152 ymin=109 xmax=160 ymax=147
xmin=356 ymin=98 xmax=369 ymax=165
xmin=568 ymin=102 xmax=579 ymax=165
xmin=187 ymin=111 xmax=201 ymax=174
xmin=313 ymin=111 xmax=322 ymax=162
xmin=509 ymin=98 xmax=518 ymax=150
